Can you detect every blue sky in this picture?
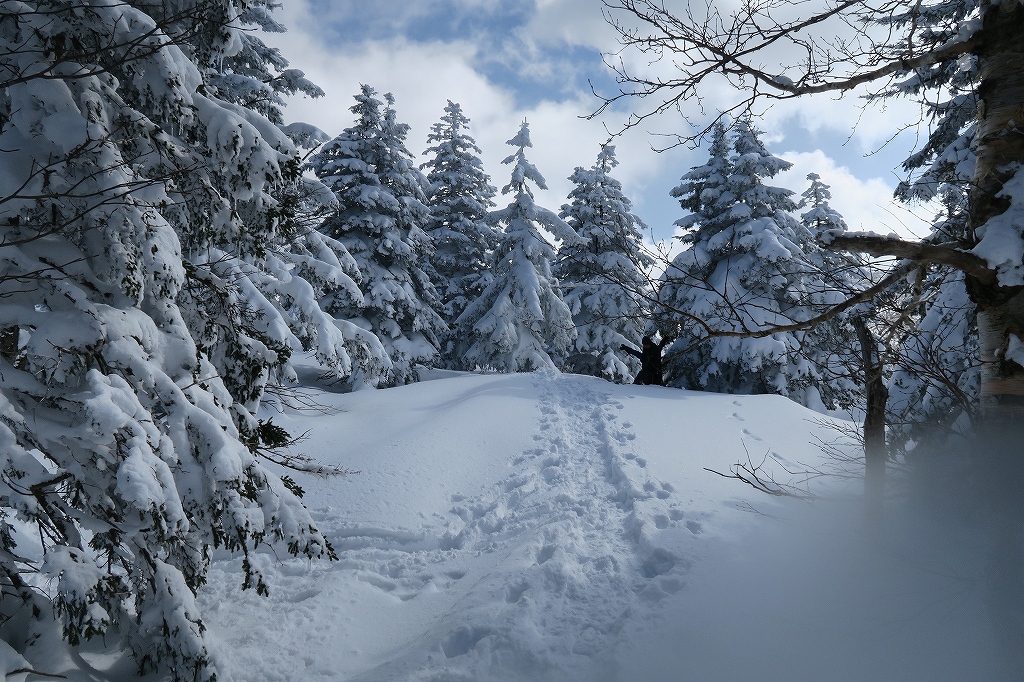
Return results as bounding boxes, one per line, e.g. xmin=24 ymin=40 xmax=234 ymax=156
xmin=268 ymin=0 xmax=932 ymax=244
xmin=294 ymin=0 xmax=619 ymax=108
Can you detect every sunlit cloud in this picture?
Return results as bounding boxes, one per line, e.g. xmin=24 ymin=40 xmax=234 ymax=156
xmin=264 ymin=0 xmax=931 ymax=245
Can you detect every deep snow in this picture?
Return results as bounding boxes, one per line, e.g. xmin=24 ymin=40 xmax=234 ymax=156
xmin=196 ymin=367 xmax=997 ymax=682
xmin=19 ymin=366 xmax=1004 ymax=681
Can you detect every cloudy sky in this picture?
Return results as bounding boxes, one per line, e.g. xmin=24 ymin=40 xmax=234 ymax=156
xmin=264 ymin=0 xmax=933 ymax=245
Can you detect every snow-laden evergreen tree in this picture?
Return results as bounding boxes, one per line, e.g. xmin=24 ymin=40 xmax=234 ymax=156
xmin=555 ymin=144 xmax=652 ymax=382
xmin=179 ymin=0 xmax=391 ymax=393
xmin=0 ymin=2 xmax=332 ymax=679
xmin=797 ymin=173 xmax=867 ymax=410
xmin=887 ymin=269 xmax=980 ymax=455
xmin=881 ymin=7 xmax=981 ymax=454
xmin=799 ymin=173 xmax=849 ymax=243
xmin=420 ymin=101 xmax=498 ymax=366
xmin=657 ymin=119 xmax=855 ymax=409
xmin=670 ymin=121 xmax=736 ymax=244
xmin=456 ymin=122 xmax=580 ymax=371
xmin=310 ymin=86 xmax=446 ymax=385
xmin=203 ymin=0 xmax=325 ymax=125
xmin=74 ymin=0 xmax=379 ymax=410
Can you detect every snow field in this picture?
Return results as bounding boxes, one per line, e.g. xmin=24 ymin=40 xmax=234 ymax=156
xmin=198 ymin=368 xmax=846 ymax=681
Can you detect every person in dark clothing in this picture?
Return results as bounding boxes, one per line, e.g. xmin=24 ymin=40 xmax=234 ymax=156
xmin=620 ymin=336 xmax=667 ymax=386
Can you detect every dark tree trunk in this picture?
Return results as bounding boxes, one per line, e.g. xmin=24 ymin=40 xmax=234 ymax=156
xmin=0 ymin=326 xmax=18 ymax=363
xmin=852 ymin=316 xmax=887 ymax=514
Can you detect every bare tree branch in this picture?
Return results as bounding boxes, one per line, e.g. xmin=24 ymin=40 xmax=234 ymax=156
xmin=825 ymin=234 xmax=997 ymax=286
xmin=594 ymin=0 xmax=977 ymax=144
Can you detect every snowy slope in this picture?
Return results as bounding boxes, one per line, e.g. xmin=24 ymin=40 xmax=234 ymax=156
xmin=195 ymin=368 xmax=877 ymax=682
xmin=25 ymin=366 xmax=997 ymax=681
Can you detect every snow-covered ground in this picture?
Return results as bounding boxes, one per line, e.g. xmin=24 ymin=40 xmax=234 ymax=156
xmin=187 ymin=367 xmax=997 ymax=682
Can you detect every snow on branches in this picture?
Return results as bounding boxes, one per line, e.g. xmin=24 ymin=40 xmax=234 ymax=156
xmin=0 ymin=1 xmax=337 ymax=678
xmin=456 ymin=122 xmax=580 ymax=372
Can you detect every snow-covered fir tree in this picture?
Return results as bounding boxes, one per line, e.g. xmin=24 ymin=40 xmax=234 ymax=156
xmin=799 ymin=173 xmax=849 ymax=242
xmin=180 ymin=0 xmax=392 ymax=392
xmin=0 ymin=2 xmax=332 ymax=679
xmin=203 ymin=0 xmax=325 ymax=125
xmin=89 ymin=0 xmax=379 ymax=410
xmin=555 ymin=144 xmax=652 ymax=382
xmin=420 ymin=101 xmax=498 ymax=365
xmin=796 ymin=173 xmax=867 ymax=410
xmin=456 ymin=122 xmax=580 ymax=371
xmin=880 ymin=2 xmax=981 ymax=454
xmin=887 ymin=268 xmax=980 ymax=456
xmin=309 ymin=86 xmax=446 ymax=385
xmin=657 ymin=119 xmax=856 ymax=409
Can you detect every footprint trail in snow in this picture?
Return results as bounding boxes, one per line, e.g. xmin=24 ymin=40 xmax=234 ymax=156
xmin=200 ymin=371 xmax=708 ymax=682
xmin=340 ymin=370 xmax=695 ymax=680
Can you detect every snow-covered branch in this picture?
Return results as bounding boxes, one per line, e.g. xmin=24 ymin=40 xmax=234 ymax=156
xmin=825 ymin=233 xmax=997 ymax=286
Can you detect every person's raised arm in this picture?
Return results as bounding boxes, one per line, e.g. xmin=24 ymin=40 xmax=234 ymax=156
xmin=619 ymin=344 xmax=642 ymax=359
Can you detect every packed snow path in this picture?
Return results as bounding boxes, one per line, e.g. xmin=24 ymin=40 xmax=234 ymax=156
xmin=201 ymin=371 xmax=709 ymax=681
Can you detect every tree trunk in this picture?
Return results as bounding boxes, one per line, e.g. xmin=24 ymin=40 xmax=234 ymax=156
xmin=0 ymin=326 xmax=18 ymax=362
xmin=968 ymin=0 xmax=1024 ymax=391
xmin=976 ymin=297 xmax=1024 ymax=419
xmin=966 ymin=6 xmax=1024 ymax=671
xmin=853 ymin=316 xmax=886 ymax=514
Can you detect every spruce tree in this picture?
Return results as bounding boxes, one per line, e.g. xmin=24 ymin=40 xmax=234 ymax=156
xmin=657 ymin=119 xmax=854 ymax=409
xmin=884 ymin=8 xmax=980 ymax=453
xmin=555 ymin=144 xmax=652 ymax=382
xmin=0 ymin=2 xmax=332 ymax=679
xmin=204 ymin=0 xmax=325 ymax=125
xmin=797 ymin=173 xmax=866 ymax=411
xmin=309 ymin=86 xmax=447 ymax=385
xmin=420 ymin=101 xmax=498 ymax=366
xmin=456 ymin=122 xmax=579 ymax=371
xmin=106 ymin=0 xmax=372 ymax=408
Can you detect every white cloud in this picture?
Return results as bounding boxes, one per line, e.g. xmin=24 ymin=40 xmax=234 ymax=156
xmin=523 ymin=0 xmax=619 ymax=50
xmin=264 ymin=0 xmax=930 ymax=247
xmin=264 ymin=0 xmax=685 ymax=237
xmin=777 ymin=150 xmax=931 ymax=239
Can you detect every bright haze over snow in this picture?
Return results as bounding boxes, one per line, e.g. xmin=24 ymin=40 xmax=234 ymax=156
xmin=265 ymin=0 xmax=932 ymax=247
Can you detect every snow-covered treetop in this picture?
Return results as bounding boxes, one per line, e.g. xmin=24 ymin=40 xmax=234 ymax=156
xmin=506 ymin=120 xmax=534 ymax=149
xmin=671 ymin=121 xmax=735 ymax=241
xmin=729 ymin=117 xmax=796 ymax=217
xmin=501 ymin=121 xmax=549 ymax=197
xmin=799 ymin=172 xmax=848 ymax=242
xmin=424 ymin=102 xmax=485 ymax=164
xmin=421 ymin=101 xmax=496 ymax=220
xmin=560 ymin=143 xmax=651 ymax=264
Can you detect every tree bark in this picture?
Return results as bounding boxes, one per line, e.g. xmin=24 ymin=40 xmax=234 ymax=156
xmin=0 ymin=326 xmax=18 ymax=362
xmin=965 ymin=0 xmax=1024 ymax=415
xmin=853 ymin=316 xmax=886 ymax=515
xmin=968 ymin=5 xmax=1024 ymax=671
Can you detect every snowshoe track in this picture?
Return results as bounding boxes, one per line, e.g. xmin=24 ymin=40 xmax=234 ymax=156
xmin=336 ymin=371 xmax=693 ymax=680
xmin=203 ymin=371 xmax=700 ymax=681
